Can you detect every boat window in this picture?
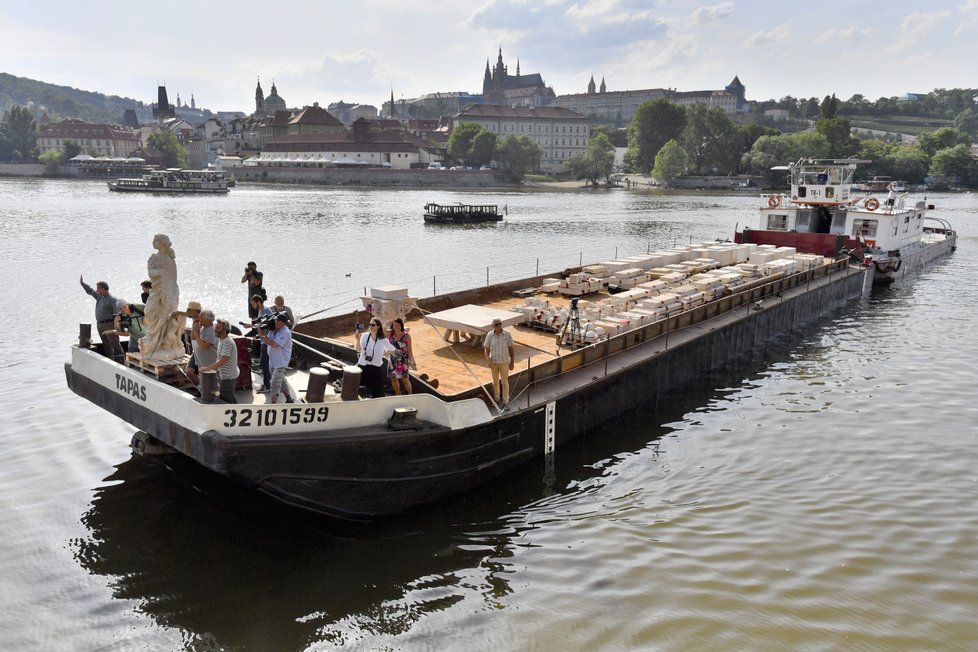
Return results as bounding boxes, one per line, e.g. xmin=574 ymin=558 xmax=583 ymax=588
xmin=852 ymin=219 xmax=878 ymax=237
xmin=904 ymin=214 xmax=910 ymax=233
xmin=766 ymin=214 xmax=788 ymax=231
xmin=795 ymin=210 xmax=811 ymax=232
xmin=825 ymin=187 xmax=834 ymax=199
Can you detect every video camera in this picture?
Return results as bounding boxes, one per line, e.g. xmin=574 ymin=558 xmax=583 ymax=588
xmin=253 ymin=313 xmax=276 ymax=333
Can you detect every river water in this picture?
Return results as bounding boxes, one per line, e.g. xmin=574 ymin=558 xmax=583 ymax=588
xmin=1 ymin=178 xmax=976 ymax=651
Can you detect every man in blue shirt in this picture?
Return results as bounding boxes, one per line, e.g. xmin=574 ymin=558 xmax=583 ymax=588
xmin=80 ymin=275 xmax=124 ymax=362
xmin=257 ymin=313 xmax=295 ymax=404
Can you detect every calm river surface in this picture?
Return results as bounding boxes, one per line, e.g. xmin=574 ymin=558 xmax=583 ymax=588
xmin=1 ymin=178 xmax=976 ymax=651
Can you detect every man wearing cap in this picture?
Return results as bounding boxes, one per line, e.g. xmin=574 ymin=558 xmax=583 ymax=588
xmin=258 ymin=313 xmax=295 ymax=404
xmin=483 ymin=317 xmax=515 ymax=409
xmin=80 ymin=275 xmax=125 ymax=362
xmin=184 ymin=307 xmax=217 ymax=387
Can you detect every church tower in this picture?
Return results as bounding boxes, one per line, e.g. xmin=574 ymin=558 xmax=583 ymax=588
xmin=600 ymin=77 xmax=606 ymax=93
xmin=587 ymin=75 xmax=596 ymax=95
xmin=483 ymin=60 xmax=492 ymax=95
xmin=255 ymin=78 xmax=265 ymax=116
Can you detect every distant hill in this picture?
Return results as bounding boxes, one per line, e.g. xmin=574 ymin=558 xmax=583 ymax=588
xmin=0 ymin=72 xmax=216 ymax=126
xmin=0 ymin=72 xmax=152 ymax=125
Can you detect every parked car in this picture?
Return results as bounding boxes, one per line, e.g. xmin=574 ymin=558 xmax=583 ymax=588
xmin=427 ymin=162 xmax=443 ymax=170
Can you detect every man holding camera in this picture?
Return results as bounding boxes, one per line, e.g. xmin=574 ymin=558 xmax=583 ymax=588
xmin=106 ymin=300 xmax=147 ymax=354
xmin=258 ymin=313 xmax=295 ymax=404
xmin=240 ymin=295 xmax=273 ymax=391
xmin=241 ymin=262 xmax=265 ymax=319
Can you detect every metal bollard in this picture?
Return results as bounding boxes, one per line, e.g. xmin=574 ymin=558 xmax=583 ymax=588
xmin=79 ymin=323 xmax=92 ymax=348
xmin=306 ymin=367 xmax=330 ymax=403
xmin=340 ymin=365 xmax=362 ymax=401
xmin=200 ymin=370 xmax=219 ymax=403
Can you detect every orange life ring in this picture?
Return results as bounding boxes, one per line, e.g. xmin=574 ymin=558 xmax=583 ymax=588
xmin=768 ymin=195 xmax=781 ymax=208
xmin=864 ymin=197 xmax=880 ymax=211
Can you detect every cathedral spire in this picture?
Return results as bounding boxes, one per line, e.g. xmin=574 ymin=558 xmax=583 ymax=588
xmin=588 ymin=75 xmax=596 ymax=94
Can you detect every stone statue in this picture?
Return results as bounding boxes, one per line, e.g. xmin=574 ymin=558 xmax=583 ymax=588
xmin=141 ymin=234 xmax=186 ymax=362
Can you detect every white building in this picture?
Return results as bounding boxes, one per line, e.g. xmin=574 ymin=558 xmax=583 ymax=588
xmin=454 ymin=105 xmax=591 ymax=173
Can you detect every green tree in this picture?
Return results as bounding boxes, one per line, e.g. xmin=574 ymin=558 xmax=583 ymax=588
xmin=447 ymin=122 xmax=483 ymax=166
xmin=741 ymin=132 xmax=830 ymax=185
xmin=651 ymin=139 xmax=686 ymax=183
xmin=469 ymin=130 xmax=497 ymax=167
xmin=819 ymin=94 xmax=838 ymax=119
xmin=953 ymin=108 xmax=978 ymax=139
xmin=930 ymin=144 xmax=976 ymax=185
xmin=63 ymin=140 xmax=81 ymax=159
xmin=918 ymin=127 xmax=971 ymax=157
xmin=624 ymin=99 xmax=686 ymax=173
xmin=566 ymin=133 xmax=615 ymax=185
xmin=496 ymin=134 xmax=542 ymax=182
xmin=815 ymin=116 xmax=859 ymax=158
xmin=147 ymin=130 xmax=186 ymax=168
xmin=39 ymin=149 xmax=64 ymax=173
xmin=732 ymin=124 xmax=780 ymax=173
xmin=680 ymin=104 xmax=737 ymax=174
xmin=0 ymin=105 xmax=38 ymax=161
xmin=591 ymin=124 xmax=627 ymax=148
xmin=883 ymin=147 xmax=930 ymax=184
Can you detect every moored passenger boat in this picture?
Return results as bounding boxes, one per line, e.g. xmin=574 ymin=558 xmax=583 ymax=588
xmin=424 ymin=202 xmax=502 ymax=223
xmin=736 ymin=158 xmax=956 ymax=282
xmin=108 ymin=168 xmax=230 ymax=194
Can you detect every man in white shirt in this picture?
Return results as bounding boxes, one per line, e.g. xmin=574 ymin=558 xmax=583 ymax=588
xmin=483 ymin=318 xmax=515 ymax=409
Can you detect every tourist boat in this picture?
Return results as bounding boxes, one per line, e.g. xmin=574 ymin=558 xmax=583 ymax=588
xmin=107 ymin=168 xmax=230 ymax=194
xmin=424 ymin=202 xmax=503 ymax=223
xmin=735 ymin=159 xmax=956 ymax=282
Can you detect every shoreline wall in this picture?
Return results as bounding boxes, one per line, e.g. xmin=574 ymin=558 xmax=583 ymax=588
xmin=229 ymin=167 xmax=512 ymax=187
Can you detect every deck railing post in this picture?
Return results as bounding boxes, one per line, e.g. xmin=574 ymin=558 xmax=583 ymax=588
xmin=486 ymin=267 xmax=490 ymax=286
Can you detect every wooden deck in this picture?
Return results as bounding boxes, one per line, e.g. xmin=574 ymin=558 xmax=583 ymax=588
xmin=332 ymin=294 xmax=573 ymax=396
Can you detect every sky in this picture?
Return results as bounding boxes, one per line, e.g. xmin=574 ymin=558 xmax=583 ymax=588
xmin=2 ymin=0 xmax=976 ymax=114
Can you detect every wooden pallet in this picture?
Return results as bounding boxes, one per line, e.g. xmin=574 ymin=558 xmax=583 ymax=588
xmin=126 ymin=353 xmax=192 ymax=387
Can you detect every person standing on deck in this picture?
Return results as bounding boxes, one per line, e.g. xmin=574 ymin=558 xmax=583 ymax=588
xmin=200 ymin=318 xmax=239 ymax=403
xmin=355 ymin=318 xmax=395 ymax=398
xmin=80 ymin=276 xmax=124 ymax=363
xmin=483 ymin=318 xmax=515 ymax=409
xmin=886 ymin=182 xmax=898 ymax=208
xmin=241 ymin=262 xmax=264 ymax=319
xmin=259 ymin=313 xmax=295 ymax=404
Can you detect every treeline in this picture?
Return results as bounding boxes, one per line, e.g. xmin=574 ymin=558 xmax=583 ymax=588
xmin=624 ymin=94 xmax=978 ymax=188
xmin=755 ymin=88 xmax=978 ymax=120
xmin=0 ymin=72 xmax=143 ymax=125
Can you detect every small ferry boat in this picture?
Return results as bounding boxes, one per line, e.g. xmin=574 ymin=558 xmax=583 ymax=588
xmin=424 ymin=202 xmax=502 ymax=223
xmin=108 ymin=169 xmax=230 ymax=194
xmin=736 ymin=159 xmax=956 ymax=282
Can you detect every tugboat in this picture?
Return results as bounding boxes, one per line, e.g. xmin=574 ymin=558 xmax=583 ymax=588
xmin=736 ymin=159 xmax=956 ymax=282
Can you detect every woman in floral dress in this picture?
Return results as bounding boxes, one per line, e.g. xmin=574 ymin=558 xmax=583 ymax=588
xmin=387 ymin=318 xmax=414 ymax=395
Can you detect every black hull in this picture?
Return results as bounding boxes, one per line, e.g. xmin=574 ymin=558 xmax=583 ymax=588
xmin=66 ymin=262 xmax=869 ymax=518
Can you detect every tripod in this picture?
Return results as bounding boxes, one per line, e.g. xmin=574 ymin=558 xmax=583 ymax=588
xmin=557 ymin=298 xmax=584 ymax=351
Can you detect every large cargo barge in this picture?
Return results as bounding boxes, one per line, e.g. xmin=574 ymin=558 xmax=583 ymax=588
xmin=66 ymin=160 xmax=956 ymax=518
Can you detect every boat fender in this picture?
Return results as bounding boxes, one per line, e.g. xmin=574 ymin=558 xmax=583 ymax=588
xmin=768 ymin=195 xmax=781 ymax=208
xmin=864 ymin=197 xmax=880 ymax=211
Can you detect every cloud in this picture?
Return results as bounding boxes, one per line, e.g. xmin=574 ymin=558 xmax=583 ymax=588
xmin=690 ymin=2 xmax=735 ymax=23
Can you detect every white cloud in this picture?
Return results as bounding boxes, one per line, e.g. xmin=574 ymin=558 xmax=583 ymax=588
xmin=690 ymin=2 xmax=735 ymax=23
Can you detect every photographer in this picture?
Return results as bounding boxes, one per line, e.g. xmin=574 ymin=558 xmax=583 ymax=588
xmin=257 ymin=313 xmax=296 ymax=404
xmin=241 ymin=262 xmax=265 ymax=319
xmin=105 ymin=300 xmax=147 ymax=354
xmin=239 ymin=294 xmax=273 ymax=391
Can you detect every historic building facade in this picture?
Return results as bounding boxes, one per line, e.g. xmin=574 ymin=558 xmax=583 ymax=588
xmin=482 ymin=48 xmax=555 ymax=107
xmin=551 ymin=76 xmax=749 ymax=126
xmin=37 ymin=119 xmax=141 ymax=157
xmin=454 ymin=104 xmax=590 ymax=173
xmin=254 ymin=79 xmax=287 ymax=118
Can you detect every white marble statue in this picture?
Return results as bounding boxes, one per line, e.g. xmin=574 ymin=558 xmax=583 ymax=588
xmin=141 ymin=234 xmax=186 ymax=362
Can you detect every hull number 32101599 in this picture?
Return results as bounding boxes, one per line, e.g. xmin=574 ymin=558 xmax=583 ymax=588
xmin=223 ymin=406 xmax=329 ymax=428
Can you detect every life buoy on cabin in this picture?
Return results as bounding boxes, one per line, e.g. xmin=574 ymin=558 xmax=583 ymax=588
xmin=768 ymin=195 xmax=781 ymax=208
xmin=864 ymin=197 xmax=880 ymax=211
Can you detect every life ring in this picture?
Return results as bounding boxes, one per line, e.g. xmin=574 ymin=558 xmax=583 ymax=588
xmin=864 ymin=197 xmax=880 ymax=211
xmin=768 ymin=195 xmax=781 ymax=208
